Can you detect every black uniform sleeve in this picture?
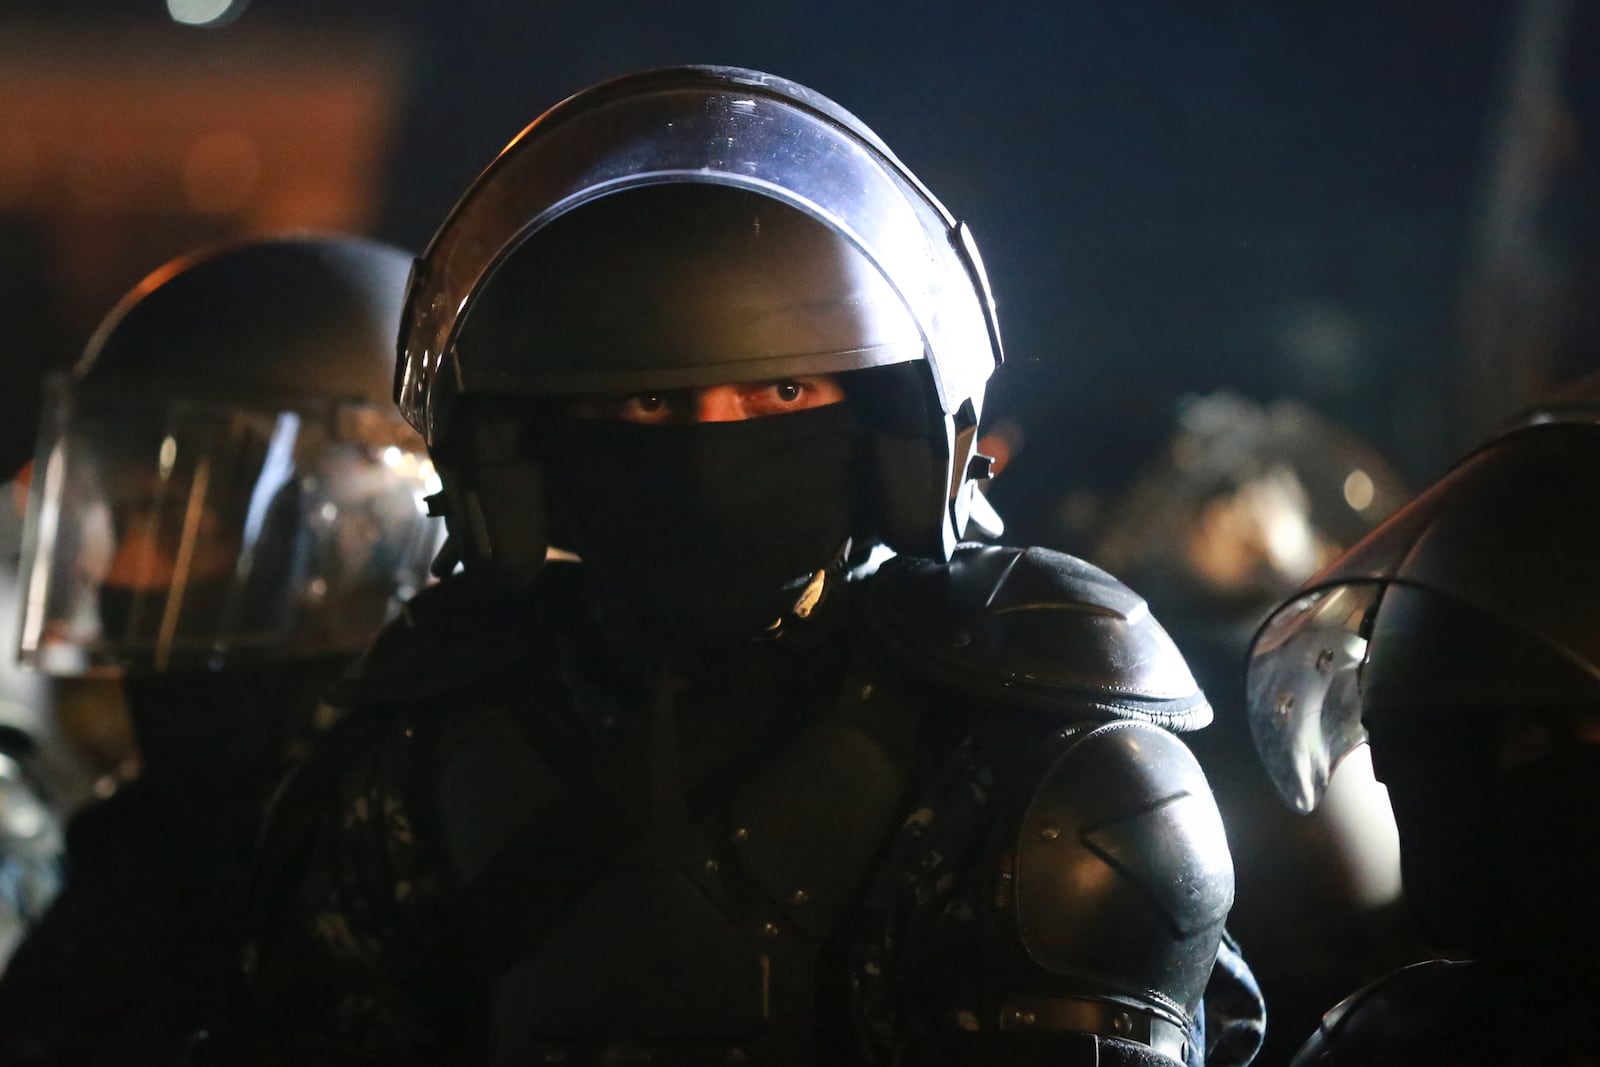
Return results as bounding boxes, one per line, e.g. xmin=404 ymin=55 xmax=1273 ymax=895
xmin=238 ymin=707 xmax=460 ymax=1065
xmin=233 ymin=571 xmax=569 ymax=1064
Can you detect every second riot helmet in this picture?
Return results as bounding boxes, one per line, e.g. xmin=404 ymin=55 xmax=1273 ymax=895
xmin=19 ymin=235 xmax=444 ymax=676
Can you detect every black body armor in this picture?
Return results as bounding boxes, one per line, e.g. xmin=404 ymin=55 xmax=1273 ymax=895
xmin=241 ymin=66 xmax=1255 ymax=1067
xmin=244 ymin=546 xmax=1246 ymax=1067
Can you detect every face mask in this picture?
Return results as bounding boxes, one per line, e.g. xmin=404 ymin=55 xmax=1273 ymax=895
xmin=548 ymin=404 xmax=859 ymax=647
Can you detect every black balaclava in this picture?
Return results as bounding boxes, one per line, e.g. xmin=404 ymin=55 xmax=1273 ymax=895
xmin=547 ymin=403 xmax=860 ymax=652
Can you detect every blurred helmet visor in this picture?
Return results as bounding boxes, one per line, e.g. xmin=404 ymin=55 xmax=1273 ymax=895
xmin=19 ymin=376 xmax=443 ymax=676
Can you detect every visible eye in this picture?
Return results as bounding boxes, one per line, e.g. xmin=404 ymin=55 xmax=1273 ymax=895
xmin=618 ymin=392 xmax=674 ymax=423
xmin=734 ymin=376 xmax=847 ymax=419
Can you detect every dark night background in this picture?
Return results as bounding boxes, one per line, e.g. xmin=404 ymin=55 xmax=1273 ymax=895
xmin=3 ymin=3 xmax=1599 ymax=1063
xmin=369 ymin=0 xmax=1600 ymax=543
xmin=4 ymin=0 xmax=1598 ymax=544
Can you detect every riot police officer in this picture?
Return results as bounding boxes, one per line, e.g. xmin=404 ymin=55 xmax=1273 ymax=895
xmin=0 ymin=236 xmax=442 ymax=1064
xmin=1246 ymin=380 xmax=1600 ymax=1065
xmin=243 ymin=67 xmax=1260 ymax=1067
xmin=1091 ymin=393 xmax=1417 ymax=1064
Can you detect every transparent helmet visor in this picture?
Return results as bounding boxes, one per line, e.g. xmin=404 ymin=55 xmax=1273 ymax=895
xmin=398 ymin=69 xmax=1000 ymax=442
xmin=19 ymin=377 xmax=445 ymax=676
xmin=1246 ymin=582 xmax=1383 ymax=813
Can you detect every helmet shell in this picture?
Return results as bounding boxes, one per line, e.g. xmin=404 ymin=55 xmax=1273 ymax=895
xmin=396 ymin=66 xmax=1004 ymax=565
xmin=84 ymin=236 xmax=412 ymax=408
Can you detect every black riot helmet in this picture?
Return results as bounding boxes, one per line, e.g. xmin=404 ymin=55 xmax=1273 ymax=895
xmin=18 ymin=236 xmax=444 ymax=677
xmin=395 ymin=65 xmax=1005 ymax=584
xmin=1245 ymin=404 xmax=1600 ymax=957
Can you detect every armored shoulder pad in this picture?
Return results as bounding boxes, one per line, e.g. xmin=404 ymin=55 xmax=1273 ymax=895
xmin=866 ymin=544 xmax=1211 ymax=730
xmin=1013 ymin=720 xmax=1234 ymax=1032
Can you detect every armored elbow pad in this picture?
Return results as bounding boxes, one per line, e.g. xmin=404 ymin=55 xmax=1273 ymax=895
xmin=1003 ymin=720 xmax=1235 ymax=1059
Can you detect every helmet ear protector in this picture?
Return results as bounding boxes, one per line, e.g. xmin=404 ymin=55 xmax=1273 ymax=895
xmin=396 ymin=66 xmax=1006 ymax=585
xmin=421 ymin=399 xmax=551 ymax=585
xmin=846 ymin=364 xmax=997 ymax=559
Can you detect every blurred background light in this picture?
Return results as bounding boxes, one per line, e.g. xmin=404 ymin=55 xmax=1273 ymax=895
xmin=0 ymin=136 xmax=39 ymax=210
xmin=165 ymin=0 xmax=245 ymax=28
xmin=180 ymin=130 xmax=260 ymax=215
xmin=1342 ymin=469 xmax=1376 ymax=513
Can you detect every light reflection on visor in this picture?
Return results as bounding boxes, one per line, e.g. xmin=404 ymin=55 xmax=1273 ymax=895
xmin=18 ymin=378 xmax=443 ymax=676
xmin=1246 ymin=582 xmax=1382 ymax=813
